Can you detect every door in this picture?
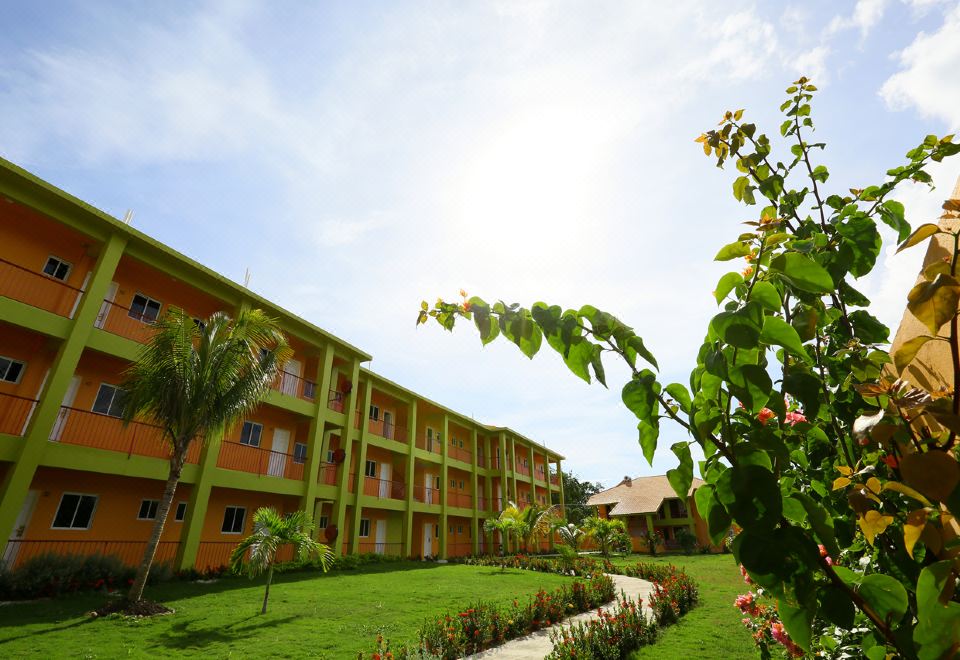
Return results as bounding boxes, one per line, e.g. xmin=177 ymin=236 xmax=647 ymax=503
xmin=95 ymin=282 xmax=119 ymax=329
xmin=496 ymin=484 xmax=503 ymax=511
xmin=375 ymin=519 xmax=387 ymax=554
xmin=3 ymin=490 xmax=38 ymax=567
xmin=379 ymin=462 xmax=391 ymax=498
xmin=382 ymin=411 xmax=393 ymax=439
xmin=269 ymin=428 xmax=291 ymax=477
xmin=68 ymin=271 xmax=91 ymax=319
xmin=425 ymin=472 xmax=435 ymax=504
xmin=423 ymin=523 xmax=433 ymax=557
xmin=281 ymin=359 xmax=302 ymax=397
xmin=426 ymin=427 xmax=434 ymax=452
xmin=49 ymin=375 xmax=81 ymax=441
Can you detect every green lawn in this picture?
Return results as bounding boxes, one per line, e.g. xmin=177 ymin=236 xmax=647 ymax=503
xmin=610 ymin=553 xmax=756 ymax=659
xmin=0 ymin=562 xmax=573 ymax=659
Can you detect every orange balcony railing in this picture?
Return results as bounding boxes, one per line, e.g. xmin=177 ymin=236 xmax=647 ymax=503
xmin=550 ymin=473 xmax=560 ymax=485
xmin=515 ymin=464 xmax=530 ymax=477
xmin=49 ymin=406 xmax=201 ymax=463
xmin=0 ymin=257 xmax=84 ymax=318
xmin=413 ymin=485 xmax=441 ymax=505
xmin=3 ymin=539 xmax=180 ymax=570
xmin=194 ymin=541 xmax=296 ymax=570
xmin=367 ymin=418 xmax=408 ymax=444
xmin=356 ymin=541 xmax=403 ymax=555
xmin=217 ymin=440 xmax=304 ymax=480
xmin=449 ymin=445 xmax=472 ymax=463
xmin=327 ymin=390 xmax=345 ymax=413
xmin=95 ymin=299 xmax=158 ymax=343
xmin=318 ymin=462 xmax=338 ymax=486
xmin=415 ymin=433 xmax=442 ymax=455
xmin=348 ymin=474 xmax=406 ymax=499
xmin=271 ymin=371 xmax=317 ymax=402
xmin=448 ymin=492 xmax=473 ymax=508
xmin=0 ymin=392 xmax=38 ymax=436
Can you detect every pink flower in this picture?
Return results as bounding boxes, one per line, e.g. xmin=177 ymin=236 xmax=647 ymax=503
xmin=784 ymin=411 xmax=806 ymax=426
xmin=740 ymin=564 xmax=753 ymax=584
xmin=771 ymin=622 xmax=789 ymax=645
xmin=757 ymin=408 xmax=775 ymax=425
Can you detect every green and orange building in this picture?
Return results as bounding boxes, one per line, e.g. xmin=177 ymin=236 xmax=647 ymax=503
xmin=0 ymin=157 xmax=565 ymax=571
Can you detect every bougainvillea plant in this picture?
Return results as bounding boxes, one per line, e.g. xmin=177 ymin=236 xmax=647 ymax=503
xmin=418 ymin=78 xmax=960 ymax=658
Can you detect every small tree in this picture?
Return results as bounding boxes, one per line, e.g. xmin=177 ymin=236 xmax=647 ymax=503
xmin=581 ymin=516 xmax=627 ymax=557
xmin=554 ymin=522 xmax=585 ymax=552
xmin=230 ymin=508 xmax=332 ymax=614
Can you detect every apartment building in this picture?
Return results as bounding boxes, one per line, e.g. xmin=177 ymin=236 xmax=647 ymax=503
xmin=0 ymin=157 xmax=565 ymax=571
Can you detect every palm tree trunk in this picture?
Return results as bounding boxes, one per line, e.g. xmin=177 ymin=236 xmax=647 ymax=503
xmin=261 ymin=564 xmax=274 ymax=614
xmin=128 ymin=450 xmax=185 ymax=602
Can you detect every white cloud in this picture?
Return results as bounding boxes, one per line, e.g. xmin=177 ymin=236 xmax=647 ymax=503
xmin=828 ymin=0 xmax=890 ymax=40
xmin=792 ymin=45 xmax=831 ymax=82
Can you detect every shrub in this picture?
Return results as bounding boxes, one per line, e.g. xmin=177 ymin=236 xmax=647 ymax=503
xmin=547 ymin=592 xmax=657 ymax=659
xmin=675 ymin=528 xmax=697 ymax=555
xmin=0 ymin=553 xmax=137 ymax=600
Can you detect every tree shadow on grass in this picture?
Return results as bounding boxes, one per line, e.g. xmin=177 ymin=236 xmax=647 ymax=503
xmin=154 ymin=614 xmax=300 ymax=651
xmin=0 ymin=615 xmax=93 ymax=646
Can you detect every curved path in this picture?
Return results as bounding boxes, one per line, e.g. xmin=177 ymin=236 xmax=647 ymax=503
xmin=465 ymin=574 xmax=655 ymax=659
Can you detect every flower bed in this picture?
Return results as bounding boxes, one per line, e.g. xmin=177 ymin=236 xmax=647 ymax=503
xmin=547 ymin=592 xmax=657 ymax=659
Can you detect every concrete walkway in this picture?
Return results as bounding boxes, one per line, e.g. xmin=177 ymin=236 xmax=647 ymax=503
xmin=465 ymin=574 xmax=655 ymax=659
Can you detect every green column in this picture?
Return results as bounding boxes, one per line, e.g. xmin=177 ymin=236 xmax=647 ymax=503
xmin=483 ymin=436 xmax=494 ymax=553
xmin=301 ymin=344 xmax=335 ymax=513
xmin=509 ymin=437 xmax=519 ymax=503
xmin=349 ymin=379 xmax=373 ymax=554
xmin=440 ymin=414 xmax=449 ymax=559
xmin=470 ymin=428 xmax=479 ymax=555
xmin=403 ymin=400 xmax=417 ymax=557
xmin=498 ymin=432 xmax=509 ymax=552
xmin=332 ymin=358 xmax=362 ymax=555
xmin=0 ymin=233 xmax=126 ymax=559
xmin=544 ymin=453 xmax=554 ymax=550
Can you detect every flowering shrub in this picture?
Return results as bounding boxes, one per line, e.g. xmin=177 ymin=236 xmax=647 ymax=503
xmin=646 ymin=568 xmax=699 ymax=625
xmin=547 ymin=592 xmax=657 ymax=659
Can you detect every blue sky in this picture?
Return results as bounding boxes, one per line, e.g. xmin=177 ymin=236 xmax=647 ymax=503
xmin=3 ymin=1 xmax=960 ymax=487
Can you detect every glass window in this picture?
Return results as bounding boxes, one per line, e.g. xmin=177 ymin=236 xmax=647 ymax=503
xmin=175 ymin=502 xmax=187 ymax=522
xmin=318 ymin=516 xmax=329 ymax=529
xmin=221 ymin=506 xmax=246 ymax=534
xmin=239 ymin=421 xmax=262 ymax=447
xmin=326 ymin=449 xmax=335 ymax=463
xmin=359 ymin=519 xmax=371 ymax=537
xmin=293 ymin=443 xmax=308 ymax=464
xmin=52 ymin=494 xmax=98 ymax=529
xmin=450 ymin=479 xmax=456 ymax=488
xmin=42 ymin=256 xmax=71 ymax=281
xmin=365 ymin=460 xmax=377 ymax=478
xmin=0 ymin=356 xmax=25 ymax=384
xmin=369 ymin=405 xmax=380 ymax=421
xmin=129 ymin=293 xmax=162 ymax=323
xmin=91 ymin=384 xmax=126 ymax=418
xmin=137 ymin=500 xmax=159 ymax=520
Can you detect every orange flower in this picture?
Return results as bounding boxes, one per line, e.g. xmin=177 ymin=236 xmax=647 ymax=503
xmin=757 ymin=408 xmax=775 ymax=425
xmin=742 ymin=266 xmax=754 ymax=278
xmin=882 ymin=454 xmax=898 ymax=469
xmin=459 ymin=288 xmax=468 ymax=298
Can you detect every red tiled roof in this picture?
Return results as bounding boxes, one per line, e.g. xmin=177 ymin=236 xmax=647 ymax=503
xmin=587 ymin=474 xmax=703 ymax=516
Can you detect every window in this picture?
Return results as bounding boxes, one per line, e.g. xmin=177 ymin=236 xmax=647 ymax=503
xmin=52 ymin=494 xmax=97 ymax=529
xmin=0 ymin=356 xmax=25 ymax=384
xmin=42 ymin=256 xmax=71 ymax=281
xmin=523 ymin=458 xmax=529 ymax=467
xmin=459 ymin=480 xmax=464 ymax=489
xmin=369 ymin=405 xmax=380 ymax=421
xmin=221 ymin=506 xmax=246 ymax=534
xmin=319 ymin=516 xmax=329 ymax=529
xmin=129 ymin=293 xmax=162 ymax=324
xmin=435 ymin=525 xmax=440 ymax=538
xmin=365 ymin=460 xmax=377 ymax=478
xmin=449 ymin=525 xmax=454 ymax=534
xmin=293 ymin=442 xmax=308 ymax=464
xmin=326 ymin=449 xmax=335 ymax=463
xmin=457 ymin=525 xmax=463 ymax=534
xmin=175 ymin=502 xmax=187 ymax=522
xmin=450 ymin=479 xmax=456 ymax=488
xmin=459 ymin=439 xmax=464 ymax=448
xmin=92 ymin=384 xmax=126 ymax=418
xmin=137 ymin=499 xmax=159 ymax=520
xmin=434 ymin=476 xmax=441 ymax=489
xmin=239 ymin=421 xmax=263 ymax=447
xmin=359 ymin=519 xmax=371 ymax=537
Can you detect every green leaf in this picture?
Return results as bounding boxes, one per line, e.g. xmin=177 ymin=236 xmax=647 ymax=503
xmin=849 ymin=310 xmax=889 ymax=344
xmin=819 ymin=585 xmax=856 ymax=629
xmin=858 ymin=574 xmax=909 ymax=626
xmin=914 ymin=561 xmax=960 ymax=660
xmin=897 ymin=223 xmax=941 ymax=253
xmin=638 ymin=420 xmax=659 ymax=466
xmin=711 ymin=309 xmax=762 ymax=349
xmin=733 ymin=176 xmax=756 ymax=204
xmin=694 ymin=484 xmax=731 ymax=545
xmin=715 ymin=272 xmax=743 ymax=304
xmin=665 ymin=383 xmax=692 ymax=413
xmin=836 ymin=216 xmax=882 ymax=278
xmin=470 ymin=298 xmax=501 ymax=345
xmin=878 ymin=199 xmax=910 ymax=242
xmin=715 ymin=241 xmax=753 ymax=261
xmin=667 ymin=442 xmax=693 ymax=500
xmin=777 ymin=599 xmax=813 ymax=651
xmin=622 ymin=370 xmax=660 ymax=420
xmin=715 ymin=465 xmax=782 ymax=531
xmin=760 ymin=316 xmax=811 ymax=363
xmin=728 ymin=364 xmax=772 ymax=413
xmin=907 ymin=273 xmax=960 ymax=335
xmin=751 ymin=280 xmax=781 ymax=311
xmin=770 ymin=253 xmax=834 ymax=294
xmin=794 ymin=492 xmax=839 ymax=557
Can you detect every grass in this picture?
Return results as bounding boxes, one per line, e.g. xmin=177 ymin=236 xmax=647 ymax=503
xmin=608 ymin=553 xmax=756 ymax=659
xmin=0 ymin=561 xmax=574 ymax=659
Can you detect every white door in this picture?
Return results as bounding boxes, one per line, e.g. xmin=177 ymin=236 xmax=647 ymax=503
xmin=95 ymin=282 xmax=119 ymax=329
xmin=3 ymin=490 xmax=38 ymax=567
xmin=49 ymin=375 xmax=81 ymax=442
xmin=379 ymin=462 xmax=391 ymax=498
xmin=425 ymin=472 xmax=435 ymax=504
xmin=269 ymin=428 xmax=291 ymax=477
xmin=281 ymin=359 xmax=302 ymax=396
xmin=426 ymin=427 xmax=434 ymax=452
xmin=383 ymin=411 xmax=393 ymax=439
xmin=423 ymin=523 xmax=433 ymax=557
xmin=68 ymin=272 xmax=91 ymax=319
xmin=496 ymin=484 xmax=503 ymax=511
xmin=375 ymin=519 xmax=387 ymax=554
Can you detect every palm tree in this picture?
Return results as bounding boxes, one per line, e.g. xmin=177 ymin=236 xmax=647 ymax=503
xmin=581 ymin=516 xmax=628 ymax=556
xmin=120 ymin=308 xmax=291 ymax=607
xmin=484 ymin=507 xmax=525 ymax=556
xmin=554 ymin=522 xmax=585 ymax=552
xmin=230 ymin=508 xmax=332 ymax=614
xmin=517 ymin=503 xmax=561 ymax=552
xmin=485 ymin=502 xmax=561 ymax=553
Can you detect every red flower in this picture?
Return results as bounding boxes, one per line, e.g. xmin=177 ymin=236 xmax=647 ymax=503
xmin=757 ymin=408 xmax=775 ymax=425
xmin=882 ymin=454 xmax=899 ymax=469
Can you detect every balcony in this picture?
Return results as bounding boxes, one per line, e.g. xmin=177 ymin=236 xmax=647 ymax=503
xmin=0 ymin=392 xmax=37 ymax=436
xmin=449 ymin=445 xmax=472 ymax=463
xmin=318 ymin=462 xmax=338 ymax=486
xmin=196 ymin=541 xmax=295 ymax=570
xmin=367 ymin=418 xmax=408 ymax=445
xmin=356 ymin=541 xmax=403 ymax=555
xmin=49 ymin=406 xmax=201 ymax=463
xmin=515 ymin=464 xmax=530 ymax=477
xmin=448 ymin=492 xmax=473 ymax=509
xmin=217 ymin=440 xmax=304 ymax=480
xmin=3 ymin=539 xmax=180 ymax=570
xmin=350 ymin=474 xmax=406 ymax=500
xmin=271 ymin=371 xmax=317 ymax=402
xmin=95 ymin=299 xmax=158 ymax=343
xmin=477 ymin=454 xmax=486 ymax=468
xmin=0 ymin=257 xmax=84 ymax=318
xmin=327 ymin=390 xmax=345 ymax=413
xmin=413 ymin=485 xmax=441 ymax=505
xmin=550 ymin=473 xmax=560 ymax=486
xmin=414 ymin=433 xmax=442 ymax=456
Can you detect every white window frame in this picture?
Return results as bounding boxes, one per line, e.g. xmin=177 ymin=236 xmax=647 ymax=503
xmin=239 ymin=421 xmax=263 ymax=447
xmin=0 ymin=355 xmax=25 ymax=384
xmin=359 ymin=518 xmax=371 ymax=537
xmin=137 ymin=499 xmax=160 ymax=520
xmin=450 ymin=478 xmax=456 ymax=488
xmin=369 ymin=405 xmax=380 ymax=421
xmin=293 ymin=442 xmax=308 ymax=464
xmin=128 ymin=292 xmax=163 ymax=324
xmin=91 ymin=383 xmax=126 ymax=418
xmin=364 ymin=460 xmax=377 ymax=478
xmin=175 ymin=501 xmax=187 ymax=522
xmin=318 ymin=515 xmax=329 ymax=529
xmin=42 ymin=255 xmax=72 ymax=281
xmin=326 ymin=449 xmax=335 ymax=463
xmin=221 ymin=506 xmax=246 ymax=534
xmin=51 ymin=493 xmax=98 ymax=530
